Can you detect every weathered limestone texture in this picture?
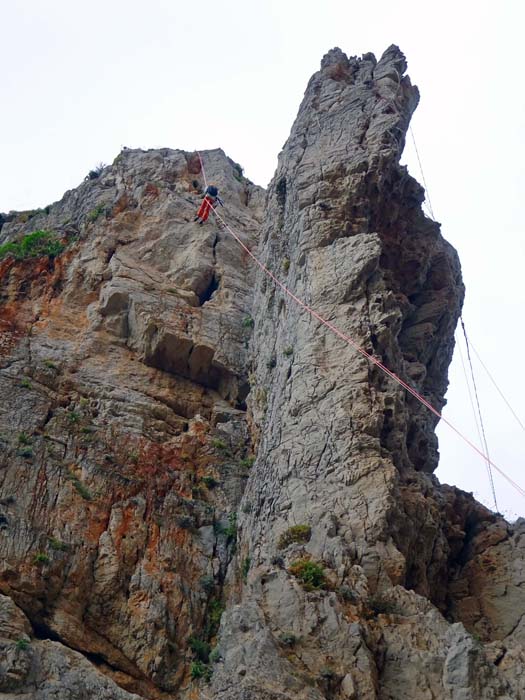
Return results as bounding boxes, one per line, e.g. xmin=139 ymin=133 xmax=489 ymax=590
xmin=0 ymin=148 xmax=263 ymax=697
xmin=1 ymin=45 xmax=524 ymax=700
xmin=208 ymin=46 xmax=525 ymax=700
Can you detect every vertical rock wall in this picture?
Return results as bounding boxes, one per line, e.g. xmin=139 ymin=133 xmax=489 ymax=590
xmin=208 ymin=47 xmax=525 ymax=700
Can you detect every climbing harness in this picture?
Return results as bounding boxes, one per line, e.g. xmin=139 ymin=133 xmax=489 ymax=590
xmin=196 ymin=152 xmax=525 ymax=502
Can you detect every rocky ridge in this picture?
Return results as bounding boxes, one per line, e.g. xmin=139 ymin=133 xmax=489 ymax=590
xmin=1 ymin=45 xmax=524 ymax=699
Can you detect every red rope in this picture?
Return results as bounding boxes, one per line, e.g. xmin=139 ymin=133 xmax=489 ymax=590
xmin=196 ymin=152 xmax=525 ymax=501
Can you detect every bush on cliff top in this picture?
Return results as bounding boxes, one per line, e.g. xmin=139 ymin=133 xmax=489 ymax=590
xmin=0 ymin=230 xmax=65 ymax=261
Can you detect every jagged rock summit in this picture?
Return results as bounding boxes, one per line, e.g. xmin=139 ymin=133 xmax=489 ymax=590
xmin=1 ymin=45 xmax=524 ymax=700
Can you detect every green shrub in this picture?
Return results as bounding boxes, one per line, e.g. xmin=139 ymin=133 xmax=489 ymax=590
xmin=240 ymin=456 xmax=255 ymax=470
xmin=288 ymin=558 xmax=326 ymax=591
xmin=278 ymin=525 xmax=311 ymax=550
xmin=206 ymin=599 xmax=225 ymax=637
xmin=34 ymin=553 xmax=50 ymax=565
xmin=190 ymin=660 xmax=212 ymax=681
xmin=66 ymin=472 xmax=92 ymax=501
xmin=200 ymin=575 xmax=215 ymax=593
xmin=233 ymin=163 xmax=244 ymax=182
xmin=211 ymin=438 xmax=227 ymax=451
xmin=48 ymin=537 xmax=68 ymax=551
xmin=202 ymin=475 xmax=218 ymax=489
xmin=44 ymin=360 xmax=58 ymax=370
xmin=282 ymin=258 xmax=290 ymax=272
xmin=283 ymin=346 xmax=293 ymax=357
xmin=86 ymin=163 xmax=106 ymax=180
xmin=17 ymin=432 xmax=31 ymax=446
xmin=242 ymin=316 xmax=254 ymax=329
xmin=19 ymin=378 xmax=32 ymax=389
xmin=189 ymin=636 xmax=210 ymax=662
xmin=16 ymin=639 xmax=30 ymax=651
xmin=87 ymin=204 xmax=106 ymax=222
xmin=75 ymin=480 xmax=92 ymax=500
xmin=0 ymin=230 xmax=65 ymax=261
xmin=223 ymin=513 xmax=237 ymax=540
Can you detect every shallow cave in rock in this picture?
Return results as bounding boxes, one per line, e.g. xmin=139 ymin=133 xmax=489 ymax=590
xmin=198 ymin=271 xmax=220 ymax=305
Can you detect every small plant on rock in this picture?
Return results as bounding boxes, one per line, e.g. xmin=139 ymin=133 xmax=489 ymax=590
xmin=48 ymin=537 xmax=68 ymax=551
xmin=189 ymin=636 xmax=211 ymax=662
xmin=288 ymin=558 xmax=326 ymax=591
xmin=233 ymin=163 xmax=244 ymax=182
xmin=87 ymin=204 xmax=106 ymax=222
xmin=201 ymin=475 xmax=218 ymax=489
xmin=86 ymin=162 xmax=106 ymax=180
xmin=34 ymin=552 xmax=50 ymax=565
xmin=283 ymin=346 xmax=293 ymax=357
xmin=211 ymin=438 xmax=227 ymax=451
xmin=199 ymin=575 xmax=215 ymax=594
xmin=17 ymin=433 xmax=31 ymax=446
xmin=190 ymin=659 xmax=212 ymax=681
xmin=242 ymin=316 xmax=254 ymax=329
xmin=278 ymin=524 xmax=311 ymax=550
xmin=16 ymin=639 xmax=30 ymax=651
xmin=19 ymin=378 xmax=32 ymax=389
xmin=254 ymin=387 xmax=268 ymax=411
xmin=206 ymin=599 xmax=225 ymax=637
xmin=239 ymin=455 xmax=255 ymax=469
xmin=223 ymin=512 xmax=237 ymax=540
xmin=66 ymin=472 xmax=92 ymax=501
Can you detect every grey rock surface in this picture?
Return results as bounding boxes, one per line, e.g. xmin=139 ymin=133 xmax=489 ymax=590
xmin=1 ymin=45 xmax=524 ymax=700
xmin=0 ymin=594 xmax=141 ymax=699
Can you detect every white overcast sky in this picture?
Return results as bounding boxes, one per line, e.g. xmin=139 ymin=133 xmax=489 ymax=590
xmin=1 ymin=0 xmax=524 ymax=518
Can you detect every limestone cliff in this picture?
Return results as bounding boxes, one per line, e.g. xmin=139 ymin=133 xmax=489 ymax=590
xmin=1 ymin=46 xmax=524 ymax=700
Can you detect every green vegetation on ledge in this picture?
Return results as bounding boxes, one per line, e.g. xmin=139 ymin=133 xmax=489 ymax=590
xmin=0 ymin=230 xmax=65 ymax=262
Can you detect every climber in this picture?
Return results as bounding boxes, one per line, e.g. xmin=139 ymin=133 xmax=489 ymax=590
xmin=194 ymin=185 xmax=224 ymax=225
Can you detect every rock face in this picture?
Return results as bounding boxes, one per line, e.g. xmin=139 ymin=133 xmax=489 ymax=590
xmin=1 ymin=45 xmax=524 ymax=699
